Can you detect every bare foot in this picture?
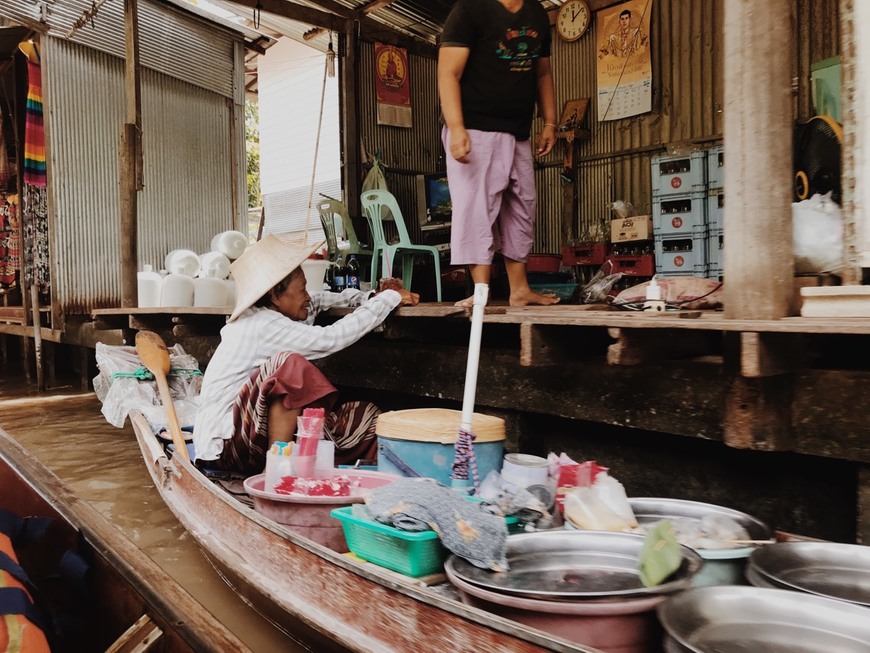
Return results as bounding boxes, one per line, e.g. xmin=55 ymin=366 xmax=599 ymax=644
xmin=509 ymin=288 xmax=560 ymax=307
xmin=453 ymin=296 xmax=474 ymax=308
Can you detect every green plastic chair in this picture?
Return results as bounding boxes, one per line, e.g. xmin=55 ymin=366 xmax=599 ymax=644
xmin=316 ymin=199 xmax=372 ymax=262
xmin=360 ymin=190 xmax=442 ymax=302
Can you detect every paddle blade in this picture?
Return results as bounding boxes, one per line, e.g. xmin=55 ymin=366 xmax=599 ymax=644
xmin=135 ymin=330 xmax=171 ymax=376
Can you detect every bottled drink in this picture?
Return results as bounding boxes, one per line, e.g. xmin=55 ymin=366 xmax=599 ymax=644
xmin=333 ymin=256 xmax=347 ymax=292
xmin=323 ymin=261 xmax=335 ymax=291
xmin=346 ymin=255 xmax=360 ymax=290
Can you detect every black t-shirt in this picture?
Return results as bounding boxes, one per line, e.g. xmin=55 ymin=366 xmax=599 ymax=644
xmin=440 ymin=0 xmax=551 ymax=140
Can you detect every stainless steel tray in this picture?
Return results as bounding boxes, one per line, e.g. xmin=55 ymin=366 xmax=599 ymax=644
xmin=629 ymin=497 xmax=773 ymax=556
xmin=748 ymin=541 xmax=870 ymax=607
xmin=446 ymin=530 xmax=703 ymax=601
xmin=658 ymin=586 xmax=870 ymax=652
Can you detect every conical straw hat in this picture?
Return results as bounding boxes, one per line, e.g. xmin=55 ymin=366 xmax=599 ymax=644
xmin=228 ymin=234 xmax=322 ymax=322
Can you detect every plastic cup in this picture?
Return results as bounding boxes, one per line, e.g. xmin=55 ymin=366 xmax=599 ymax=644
xmin=293 ymin=454 xmax=316 ymax=478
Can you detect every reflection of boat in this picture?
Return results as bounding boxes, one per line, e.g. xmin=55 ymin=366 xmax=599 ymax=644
xmin=130 ymin=410 xmax=602 ymax=652
xmin=0 ymin=425 xmax=249 ymax=653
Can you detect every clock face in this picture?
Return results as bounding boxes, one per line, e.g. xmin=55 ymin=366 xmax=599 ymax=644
xmin=557 ymin=0 xmax=590 ymax=42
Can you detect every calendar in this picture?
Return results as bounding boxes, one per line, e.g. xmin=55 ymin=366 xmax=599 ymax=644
xmin=595 ymin=0 xmax=653 ymax=121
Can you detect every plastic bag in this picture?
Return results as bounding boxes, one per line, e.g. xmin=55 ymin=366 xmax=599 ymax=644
xmin=793 ymin=192 xmax=844 ymax=274
xmin=607 ymin=200 xmax=636 ymax=219
xmin=563 ymin=471 xmax=637 ymax=531
xmin=580 ymin=261 xmax=624 ymax=304
xmin=93 ymin=342 xmax=202 ymax=430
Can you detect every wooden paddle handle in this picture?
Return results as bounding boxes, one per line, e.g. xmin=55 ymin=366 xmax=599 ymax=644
xmin=155 ymin=374 xmax=190 ymax=462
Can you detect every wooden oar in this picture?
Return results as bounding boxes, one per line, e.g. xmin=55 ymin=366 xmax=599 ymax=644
xmin=135 ymin=331 xmax=190 ymax=462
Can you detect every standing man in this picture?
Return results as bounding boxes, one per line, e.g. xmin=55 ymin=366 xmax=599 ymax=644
xmin=438 ymin=0 xmax=559 ymax=307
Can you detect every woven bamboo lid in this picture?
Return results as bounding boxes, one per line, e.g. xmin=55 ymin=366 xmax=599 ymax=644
xmin=375 ymin=408 xmax=505 ymax=444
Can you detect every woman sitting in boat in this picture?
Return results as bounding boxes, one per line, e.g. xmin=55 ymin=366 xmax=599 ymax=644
xmin=193 ymin=234 xmax=419 ymax=475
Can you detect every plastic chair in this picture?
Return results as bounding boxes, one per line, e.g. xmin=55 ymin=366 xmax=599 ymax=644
xmin=316 ymin=199 xmax=372 ymax=262
xmin=360 ymin=190 xmax=442 ymax=302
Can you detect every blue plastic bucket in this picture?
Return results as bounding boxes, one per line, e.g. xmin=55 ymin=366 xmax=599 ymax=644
xmin=375 ymin=408 xmax=505 ymax=486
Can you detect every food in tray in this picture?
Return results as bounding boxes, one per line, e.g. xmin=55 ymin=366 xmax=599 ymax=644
xmin=378 ymin=277 xmax=404 ymax=292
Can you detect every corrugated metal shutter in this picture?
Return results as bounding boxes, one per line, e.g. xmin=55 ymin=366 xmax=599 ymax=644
xmin=43 ymin=36 xmax=238 ymax=313
xmin=0 ymin=0 xmax=238 ymax=98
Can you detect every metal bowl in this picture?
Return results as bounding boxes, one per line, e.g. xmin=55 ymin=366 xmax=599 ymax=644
xmin=446 ymin=530 xmax=703 ymax=601
xmin=748 ymin=541 xmax=870 ymax=607
xmin=629 ymin=497 xmax=773 ymax=554
xmin=658 ymin=586 xmax=870 ymax=652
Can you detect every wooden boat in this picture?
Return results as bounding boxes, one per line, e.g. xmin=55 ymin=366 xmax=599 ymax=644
xmin=130 ymin=410 xmax=603 ymax=653
xmin=0 ymin=424 xmax=251 ymax=653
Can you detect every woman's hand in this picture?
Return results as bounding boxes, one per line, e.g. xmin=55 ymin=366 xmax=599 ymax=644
xmin=398 ymin=289 xmax=420 ymax=306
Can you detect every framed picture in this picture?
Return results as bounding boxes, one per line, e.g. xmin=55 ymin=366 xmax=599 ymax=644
xmin=558 ymin=98 xmax=590 ymax=131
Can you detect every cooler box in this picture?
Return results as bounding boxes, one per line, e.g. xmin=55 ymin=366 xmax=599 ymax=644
xmin=376 ymin=408 xmax=505 ymax=485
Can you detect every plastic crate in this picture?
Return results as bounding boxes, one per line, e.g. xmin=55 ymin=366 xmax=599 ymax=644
xmin=653 ymin=193 xmax=707 ymax=237
xmin=652 ymin=151 xmax=707 ymax=196
xmin=707 ymin=190 xmax=724 ymax=233
xmin=707 ymin=145 xmax=724 ymax=190
xmin=607 ymin=254 xmax=655 ymax=277
xmin=331 ymin=506 xmax=522 ymax=578
xmin=562 ymin=242 xmax=606 ymax=266
xmin=654 ymin=233 xmax=708 ymax=276
xmin=707 ymin=227 xmax=723 ymax=279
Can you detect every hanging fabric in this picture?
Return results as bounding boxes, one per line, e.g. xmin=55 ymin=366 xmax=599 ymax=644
xmin=20 ymin=42 xmax=50 ymax=293
xmin=0 ymin=193 xmax=18 ymax=288
xmin=0 ymin=114 xmax=10 ymax=190
xmin=23 ymin=51 xmax=46 ymax=188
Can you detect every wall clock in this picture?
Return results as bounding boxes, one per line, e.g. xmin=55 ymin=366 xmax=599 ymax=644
xmin=556 ymin=0 xmax=591 ymax=42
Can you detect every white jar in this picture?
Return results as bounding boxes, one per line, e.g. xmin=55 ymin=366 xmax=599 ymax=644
xmin=198 ymin=251 xmax=231 ymax=280
xmin=161 ymin=272 xmax=195 ymax=307
xmin=164 ymin=249 xmax=201 ymax=278
xmin=137 ymin=264 xmax=162 ymax=308
xmin=194 ymin=269 xmax=228 ymax=307
xmin=223 ymin=275 xmax=236 ymax=307
xmin=210 ymin=231 xmax=248 ymax=260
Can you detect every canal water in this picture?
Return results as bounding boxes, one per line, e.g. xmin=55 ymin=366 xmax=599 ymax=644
xmin=0 ymin=371 xmax=304 ymax=652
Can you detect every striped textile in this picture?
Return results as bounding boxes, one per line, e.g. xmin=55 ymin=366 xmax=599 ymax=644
xmin=24 ymin=60 xmax=45 ymax=188
xmin=0 ymin=196 xmax=17 ymax=287
xmin=213 ymin=352 xmax=380 ymax=474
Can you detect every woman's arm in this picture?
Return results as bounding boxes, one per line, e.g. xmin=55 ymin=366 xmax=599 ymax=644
xmin=535 ymin=57 xmax=557 ymax=158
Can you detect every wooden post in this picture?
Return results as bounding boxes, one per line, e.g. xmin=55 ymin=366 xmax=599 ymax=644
xmin=119 ymin=0 xmax=142 ymax=308
xmin=722 ymin=1 xmax=796 ymax=450
xmin=722 ymin=0 xmax=794 ymax=319
xmin=841 ymin=0 xmax=865 ymax=282
xmin=339 ymin=25 xmax=361 ymax=217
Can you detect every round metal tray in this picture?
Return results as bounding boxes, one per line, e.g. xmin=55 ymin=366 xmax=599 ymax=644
xmin=748 ymin=541 xmax=870 ymax=607
xmin=658 ymin=586 xmax=870 ymax=652
xmin=446 ymin=530 xmax=703 ymax=601
xmin=629 ymin=497 xmax=773 ymax=556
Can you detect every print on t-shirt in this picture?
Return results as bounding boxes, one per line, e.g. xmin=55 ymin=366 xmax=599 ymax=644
xmin=497 ymin=26 xmax=543 ymax=73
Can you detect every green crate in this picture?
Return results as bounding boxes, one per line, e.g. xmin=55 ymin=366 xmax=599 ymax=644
xmin=331 ymin=506 xmax=446 ymax=577
xmin=331 ymin=506 xmax=523 ymax=577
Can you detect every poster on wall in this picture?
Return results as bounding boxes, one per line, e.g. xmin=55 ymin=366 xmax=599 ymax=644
xmin=596 ymin=0 xmax=653 ymax=121
xmin=375 ymin=43 xmax=412 ymax=128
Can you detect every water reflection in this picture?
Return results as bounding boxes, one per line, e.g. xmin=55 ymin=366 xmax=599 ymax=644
xmin=0 ymin=375 xmax=302 ymax=652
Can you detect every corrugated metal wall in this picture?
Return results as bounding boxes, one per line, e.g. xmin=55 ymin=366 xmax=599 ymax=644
xmin=43 ymin=37 xmax=238 ymax=313
xmin=351 ymin=0 xmax=839 ymax=255
xmin=0 ymin=0 xmax=238 ymax=98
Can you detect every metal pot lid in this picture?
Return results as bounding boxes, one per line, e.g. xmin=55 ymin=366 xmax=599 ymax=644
xmin=446 ymin=530 xmax=703 ymax=601
xmin=748 ymin=541 xmax=870 ymax=607
xmin=658 ymin=586 xmax=870 ymax=653
xmin=629 ymin=497 xmax=773 ymax=545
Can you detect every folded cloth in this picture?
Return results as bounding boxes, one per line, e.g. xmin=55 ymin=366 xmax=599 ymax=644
xmin=366 ymin=478 xmax=509 ymax=572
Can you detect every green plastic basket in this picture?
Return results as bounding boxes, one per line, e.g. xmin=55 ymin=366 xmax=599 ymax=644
xmin=530 ymin=283 xmax=578 ymax=302
xmin=331 ymin=506 xmax=523 ymax=577
xmin=331 ymin=506 xmax=446 ymax=577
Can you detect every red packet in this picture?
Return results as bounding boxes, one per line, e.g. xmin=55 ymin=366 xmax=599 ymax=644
xmin=554 ymin=454 xmax=608 ymax=512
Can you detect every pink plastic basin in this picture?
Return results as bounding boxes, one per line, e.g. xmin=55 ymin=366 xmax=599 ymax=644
xmin=244 ymin=470 xmax=398 ymax=552
xmin=446 ymin=566 xmax=666 ymax=653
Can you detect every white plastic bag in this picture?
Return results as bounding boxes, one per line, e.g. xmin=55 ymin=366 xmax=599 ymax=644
xmin=93 ymin=342 xmax=202 ymax=430
xmin=792 ymin=192 xmax=844 ymax=274
xmin=563 ymin=472 xmax=637 ymax=531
